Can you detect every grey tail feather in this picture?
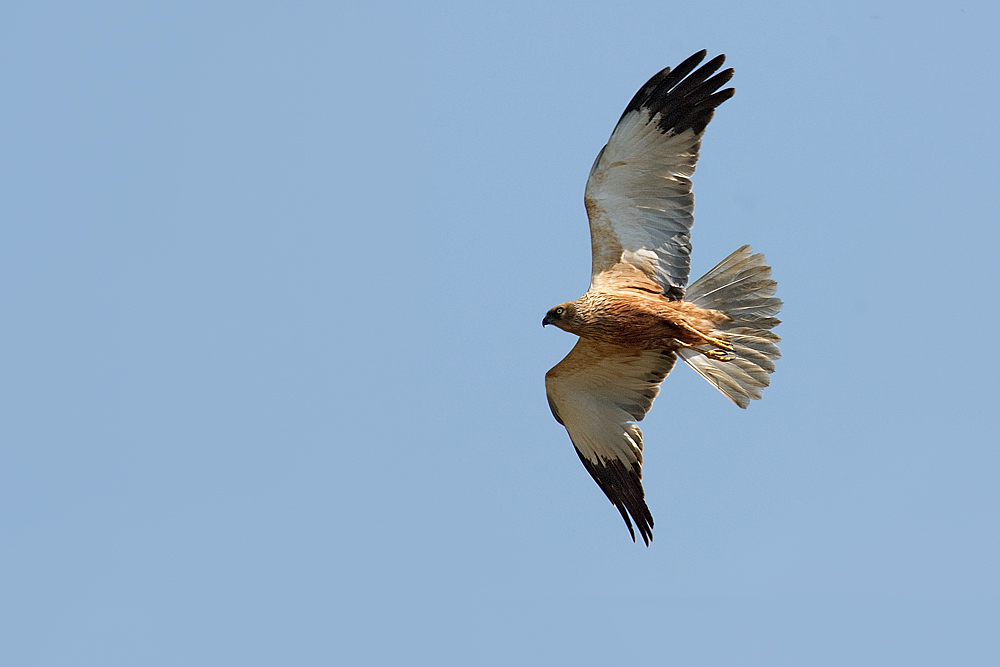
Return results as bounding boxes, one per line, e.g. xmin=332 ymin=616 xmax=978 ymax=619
xmin=680 ymin=245 xmax=782 ymax=409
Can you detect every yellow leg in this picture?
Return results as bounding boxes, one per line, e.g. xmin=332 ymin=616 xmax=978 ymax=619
xmin=677 ymin=319 xmax=733 ymax=351
xmin=673 ymin=333 xmax=732 ymax=362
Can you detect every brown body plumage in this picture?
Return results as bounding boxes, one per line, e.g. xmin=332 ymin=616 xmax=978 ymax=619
xmin=546 ymin=288 xmax=729 ymax=351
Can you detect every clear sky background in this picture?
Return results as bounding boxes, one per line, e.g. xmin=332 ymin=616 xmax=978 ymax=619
xmin=3 ymin=1 xmax=999 ymax=664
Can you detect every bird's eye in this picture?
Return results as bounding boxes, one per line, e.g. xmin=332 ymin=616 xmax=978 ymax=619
xmin=555 ymin=307 xmax=564 ymax=315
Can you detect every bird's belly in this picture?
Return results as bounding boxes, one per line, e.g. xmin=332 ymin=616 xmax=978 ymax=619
xmin=583 ymin=311 xmax=686 ymax=350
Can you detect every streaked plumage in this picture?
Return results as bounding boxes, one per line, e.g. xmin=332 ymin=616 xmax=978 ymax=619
xmin=543 ymin=51 xmax=782 ymax=545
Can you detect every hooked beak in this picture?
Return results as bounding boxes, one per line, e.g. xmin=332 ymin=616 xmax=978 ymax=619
xmin=542 ymin=313 xmax=552 ymax=327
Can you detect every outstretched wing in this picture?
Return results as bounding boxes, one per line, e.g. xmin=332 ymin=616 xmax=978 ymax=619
xmin=585 ymin=51 xmax=734 ymax=300
xmin=545 ymin=338 xmax=677 ymax=545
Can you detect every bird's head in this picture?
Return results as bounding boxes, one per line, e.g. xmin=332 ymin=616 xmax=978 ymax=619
xmin=542 ymin=302 xmax=579 ymax=332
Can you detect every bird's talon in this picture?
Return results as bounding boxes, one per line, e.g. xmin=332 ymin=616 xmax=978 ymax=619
xmin=712 ymin=338 xmax=733 ymax=351
xmin=704 ymin=349 xmax=733 ymax=362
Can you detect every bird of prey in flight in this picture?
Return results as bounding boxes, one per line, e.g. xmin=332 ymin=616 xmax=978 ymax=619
xmin=543 ymin=51 xmax=782 ymax=545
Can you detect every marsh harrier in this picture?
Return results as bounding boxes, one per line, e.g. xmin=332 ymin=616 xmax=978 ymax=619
xmin=543 ymin=51 xmax=782 ymax=545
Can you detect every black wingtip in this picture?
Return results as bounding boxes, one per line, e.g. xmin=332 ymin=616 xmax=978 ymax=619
xmin=618 ymin=50 xmax=708 ymax=125
xmin=616 ymin=504 xmax=637 ymax=543
xmin=618 ymin=501 xmax=653 ymax=546
xmin=615 ymin=50 xmax=735 ymax=138
xmin=575 ymin=449 xmax=655 ymax=546
xmin=665 ymin=50 xmax=710 ymax=91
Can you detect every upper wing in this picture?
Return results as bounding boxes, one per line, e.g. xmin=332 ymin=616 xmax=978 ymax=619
xmin=585 ymin=51 xmax=735 ymax=300
xmin=545 ymin=338 xmax=677 ymax=545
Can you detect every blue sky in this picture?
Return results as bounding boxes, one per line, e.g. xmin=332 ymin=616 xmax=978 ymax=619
xmin=3 ymin=1 xmax=999 ymax=664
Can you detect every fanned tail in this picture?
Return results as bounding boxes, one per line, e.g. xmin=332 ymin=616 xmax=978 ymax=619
xmin=680 ymin=245 xmax=782 ymax=408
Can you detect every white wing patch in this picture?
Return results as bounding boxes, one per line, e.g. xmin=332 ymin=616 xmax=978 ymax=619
xmin=546 ymin=339 xmax=677 ymax=465
xmin=585 ymin=112 xmax=703 ymax=294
